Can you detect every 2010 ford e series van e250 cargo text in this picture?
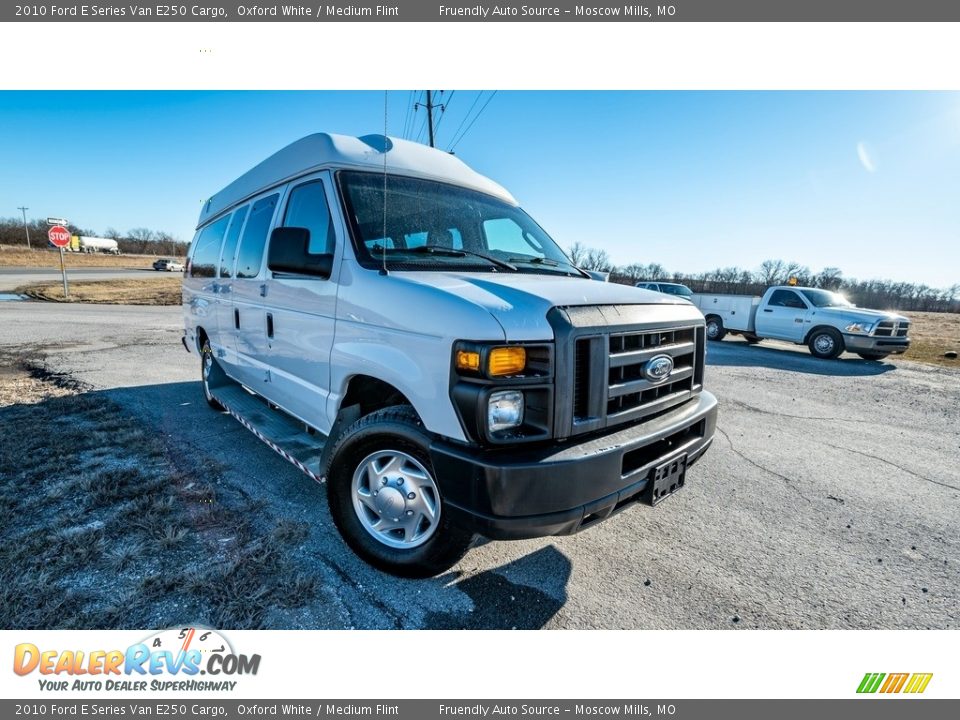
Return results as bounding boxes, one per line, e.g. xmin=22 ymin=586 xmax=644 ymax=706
xmin=182 ymin=133 xmax=718 ymax=576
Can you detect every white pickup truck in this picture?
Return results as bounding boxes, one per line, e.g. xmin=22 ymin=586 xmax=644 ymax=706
xmin=691 ymin=286 xmax=911 ymax=360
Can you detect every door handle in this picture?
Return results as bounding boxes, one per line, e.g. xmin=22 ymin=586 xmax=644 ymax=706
xmin=234 ymin=309 xmax=240 ymax=329
xmin=266 ymin=313 xmax=274 ymax=339
xmin=762 ymin=309 xmax=773 ymax=313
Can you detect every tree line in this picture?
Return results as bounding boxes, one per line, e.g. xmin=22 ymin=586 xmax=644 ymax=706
xmin=0 ymin=217 xmax=188 ymax=257
xmin=568 ymin=242 xmax=960 ymax=313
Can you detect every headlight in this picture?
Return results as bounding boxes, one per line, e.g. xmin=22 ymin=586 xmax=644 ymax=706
xmin=844 ymin=322 xmax=875 ymax=334
xmin=488 ymin=390 xmax=524 ymax=433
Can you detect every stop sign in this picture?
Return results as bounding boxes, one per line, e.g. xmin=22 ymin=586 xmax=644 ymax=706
xmin=48 ymin=225 xmax=71 ymax=248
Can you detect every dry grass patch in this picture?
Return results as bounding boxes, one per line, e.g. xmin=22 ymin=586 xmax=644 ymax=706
xmin=0 ymin=356 xmax=318 ymax=629
xmin=898 ymin=311 xmax=960 ymax=367
xmin=0 ymin=245 xmax=183 ymax=269
xmin=18 ymin=277 xmax=182 ymax=305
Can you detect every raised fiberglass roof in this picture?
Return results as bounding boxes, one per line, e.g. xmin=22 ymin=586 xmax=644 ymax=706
xmin=197 ymin=133 xmax=517 ymax=228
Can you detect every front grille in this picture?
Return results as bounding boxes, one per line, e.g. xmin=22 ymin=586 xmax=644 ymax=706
xmin=874 ymin=320 xmax=910 ymax=337
xmin=569 ymin=321 xmax=704 ymax=434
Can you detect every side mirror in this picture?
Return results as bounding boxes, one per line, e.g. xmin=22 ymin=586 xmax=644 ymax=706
xmin=267 ymin=227 xmax=333 ymax=279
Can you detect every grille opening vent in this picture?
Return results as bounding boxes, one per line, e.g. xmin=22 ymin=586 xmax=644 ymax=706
xmin=573 ymin=338 xmax=591 ymax=421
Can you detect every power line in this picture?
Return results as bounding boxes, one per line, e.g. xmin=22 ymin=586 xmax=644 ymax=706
xmin=449 ymin=91 xmax=498 ymax=151
xmin=433 ymin=90 xmax=454 ymax=139
xmin=446 ymin=91 xmax=483 ymax=151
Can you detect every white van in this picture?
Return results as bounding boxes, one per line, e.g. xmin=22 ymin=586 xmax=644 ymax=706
xmin=183 ymin=133 xmax=718 ymax=576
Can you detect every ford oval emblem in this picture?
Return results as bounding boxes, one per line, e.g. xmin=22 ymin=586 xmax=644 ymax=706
xmin=644 ymin=354 xmax=674 ymax=383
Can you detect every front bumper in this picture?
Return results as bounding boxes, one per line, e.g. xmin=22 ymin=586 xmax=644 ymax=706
xmin=430 ymin=391 xmax=718 ymax=540
xmin=843 ymin=334 xmax=910 ymax=354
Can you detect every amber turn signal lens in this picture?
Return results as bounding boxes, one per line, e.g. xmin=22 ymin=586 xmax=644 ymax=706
xmin=488 ymin=347 xmax=526 ymax=376
xmin=456 ymin=350 xmax=481 ymax=372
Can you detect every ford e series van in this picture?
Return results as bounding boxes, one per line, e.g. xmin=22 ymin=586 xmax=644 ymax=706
xmin=183 ymin=133 xmax=718 ymax=576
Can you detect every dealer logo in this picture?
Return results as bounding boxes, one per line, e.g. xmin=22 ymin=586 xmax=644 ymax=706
xmin=857 ymin=672 xmax=933 ymax=694
xmin=13 ymin=627 xmax=260 ymax=693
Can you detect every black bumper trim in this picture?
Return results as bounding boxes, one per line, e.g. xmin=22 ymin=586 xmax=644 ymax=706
xmin=430 ymin=391 xmax=717 ymax=540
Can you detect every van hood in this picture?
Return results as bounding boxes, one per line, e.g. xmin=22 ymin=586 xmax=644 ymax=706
xmin=393 ymin=271 xmax=693 ymax=341
xmin=815 ymin=307 xmax=909 ymax=324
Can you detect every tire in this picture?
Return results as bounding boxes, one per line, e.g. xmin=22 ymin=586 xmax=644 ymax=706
xmin=325 ymin=405 xmax=473 ymax=578
xmin=807 ymin=327 xmax=845 ymax=359
xmin=857 ymin=352 xmax=890 ymax=361
xmin=200 ymin=337 xmax=226 ymax=411
xmin=705 ymin=316 xmax=726 ymax=341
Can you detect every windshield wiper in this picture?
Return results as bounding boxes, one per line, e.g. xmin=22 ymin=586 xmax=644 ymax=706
xmin=508 ymin=256 xmax=591 ymax=278
xmin=407 ymin=245 xmax=517 ymax=271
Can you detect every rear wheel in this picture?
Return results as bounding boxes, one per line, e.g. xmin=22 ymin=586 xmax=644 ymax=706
xmin=705 ymin=316 xmax=726 ymax=342
xmin=857 ymin=352 xmax=890 ymax=361
xmin=326 ymin=405 xmax=473 ymax=578
xmin=808 ymin=328 xmax=845 ymax=359
xmin=200 ymin=337 xmax=225 ymax=411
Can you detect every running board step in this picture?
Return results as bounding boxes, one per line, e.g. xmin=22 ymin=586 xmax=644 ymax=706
xmin=212 ymin=383 xmax=326 ymax=484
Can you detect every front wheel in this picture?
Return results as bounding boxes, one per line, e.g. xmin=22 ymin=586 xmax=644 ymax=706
xmin=326 ymin=405 xmax=473 ymax=578
xmin=705 ymin=316 xmax=726 ymax=342
xmin=857 ymin=352 xmax=890 ymax=361
xmin=808 ymin=328 xmax=845 ymax=359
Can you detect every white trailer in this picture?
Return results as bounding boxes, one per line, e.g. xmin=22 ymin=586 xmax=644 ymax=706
xmin=70 ymin=236 xmax=120 ymax=254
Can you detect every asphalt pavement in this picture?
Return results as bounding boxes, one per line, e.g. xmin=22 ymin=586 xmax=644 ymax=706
xmin=1 ymin=302 xmax=957 ymax=629
xmin=0 ymin=266 xmax=172 ymax=292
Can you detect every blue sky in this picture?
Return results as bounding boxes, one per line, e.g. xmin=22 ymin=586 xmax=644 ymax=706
xmin=1 ymin=91 xmax=957 ymax=288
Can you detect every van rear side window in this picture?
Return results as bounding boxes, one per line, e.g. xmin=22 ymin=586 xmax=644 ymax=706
xmin=235 ymin=194 xmax=279 ymax=279
xmin=189 ymin=215 xmax=230 ymax=278
xmin=219 ymin=205 xmax=249 ymax=278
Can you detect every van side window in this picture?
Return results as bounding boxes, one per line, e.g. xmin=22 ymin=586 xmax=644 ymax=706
xmin=769 ymin=289 xmax=807 ymax=309
xmin=235 ymin=194 xmax=279 ymax=279
xmin=189 ymin=215 xmax=230 ymax=278
xmin=219 ymin=205 xmax=249 ymax=278
xmin=283 ymin=181 xmax=335 ymax=255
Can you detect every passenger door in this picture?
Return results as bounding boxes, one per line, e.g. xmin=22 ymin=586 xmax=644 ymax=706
xmin=262 ymin=174 xmax=340 ymax=432
xmin=756 ymin=289 xmax=812 ymax=341
xmin=230 ymin=192 xmax=281 ymax=390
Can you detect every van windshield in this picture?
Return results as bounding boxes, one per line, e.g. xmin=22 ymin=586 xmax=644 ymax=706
xmin=338 ymin=171 xmax=583 ymax=276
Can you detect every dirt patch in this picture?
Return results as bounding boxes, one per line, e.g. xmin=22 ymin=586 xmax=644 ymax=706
xmin=0 ymin=245 xmax=184 ymax=269
xmin=18 ymin=278 xmax=182 ymax=306
xmin=0 ymin=356 xmax=318 ymax=629
xmin=898 ymin=311 xmax=960 ymax=367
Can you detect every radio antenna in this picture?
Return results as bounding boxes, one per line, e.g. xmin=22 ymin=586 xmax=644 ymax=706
xmin=380 ymin=91 xmax=389 ymax=276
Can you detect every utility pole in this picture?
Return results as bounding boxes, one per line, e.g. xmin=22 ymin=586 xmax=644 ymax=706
xmin=17 ymin=206 xmax=31 ymax=250
xmin=415 ymin=91 xmax=445 ymax=148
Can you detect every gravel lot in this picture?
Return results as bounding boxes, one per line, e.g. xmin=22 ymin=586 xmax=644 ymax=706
xmin=1 ymin=302 xmax=957 ymax=629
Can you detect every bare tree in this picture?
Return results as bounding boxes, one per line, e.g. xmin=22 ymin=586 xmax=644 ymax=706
xmin=567 ymin=242 xmax=587 ymax=267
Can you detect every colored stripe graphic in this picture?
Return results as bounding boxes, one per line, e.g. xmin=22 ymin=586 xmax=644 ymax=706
xmin=904 ymin=673 xmax=933 ymax=694
xmin=880 ymin=673 xmax=909 ymax=693
xmin=857 ymin=673 xmax=885 ymax=693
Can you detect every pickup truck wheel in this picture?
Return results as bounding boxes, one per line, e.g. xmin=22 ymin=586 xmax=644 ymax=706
xmin=857 ymin=352 xmax=890 ymax=361
xmin=200 ymin=338 xmax=225 ymax=411
xmin=326 ymin=405 xmax=473 ymax=578
xmin=705 ymin=317 xmax=726 ymax=341
xmin=808 ymin=328 xmax=844 ymax=359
